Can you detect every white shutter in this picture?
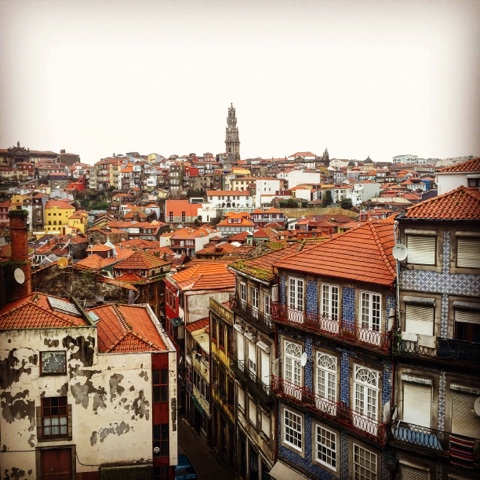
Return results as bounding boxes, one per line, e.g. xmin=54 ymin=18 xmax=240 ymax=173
xmin=236 ymin=331 xmax=244 ymax=368
xmin=407 ymin=236 xmax=436 ymax=265
xmin=261 ymin=350 xmax=270 ymax=388
xmin=248 ymin=340 xmax=256 ymax=373
xmin=457 ymin=237 xmax=480 ymax=268
xmin=399 ymin=464 xmax=430 ymax=480
xmin=261 ymin=410 xmax=271 ymax=438
xmin=455 ymin=309 xmax=480 ymax=324
xmin=452 ymin=391 xmax=479 ymax=437
xmin=404 ymin=383 xmax=431 ymax=427
xmin=237 ymin=386 xmax=245 ymax=411
xmin=405 ymin=304 xmax=434 ymax=335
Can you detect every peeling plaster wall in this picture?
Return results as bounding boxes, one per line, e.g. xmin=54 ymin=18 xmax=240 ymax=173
xmin=0 ymin=327 xmax=156 ymax=478
xmin=186 ymin=290 xmax=232 ymax=323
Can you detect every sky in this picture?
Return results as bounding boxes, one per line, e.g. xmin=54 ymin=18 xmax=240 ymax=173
xmin=0 ymin=0 xmax=479 ymax=165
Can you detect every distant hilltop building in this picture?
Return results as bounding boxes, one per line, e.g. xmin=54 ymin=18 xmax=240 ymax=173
xmin=225 ymin=103 xmax=240 ymax=162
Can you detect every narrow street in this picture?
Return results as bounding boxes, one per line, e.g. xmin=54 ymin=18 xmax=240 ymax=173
xmin=178 ymin=416 xmax=236 ymax=480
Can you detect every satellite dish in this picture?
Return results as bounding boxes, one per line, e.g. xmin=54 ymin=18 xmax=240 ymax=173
xmin=14 ymin=268 xmax=25 ymax=284
xmin=474 ymin=397 xmax=480 ymax=417
xmin=58 ymin=257 xmax=68 ymax=269
xmin=392 ymin=244 xmax=408 ymax=261
xmin=300 ymin=352 xmax=308 ymax=367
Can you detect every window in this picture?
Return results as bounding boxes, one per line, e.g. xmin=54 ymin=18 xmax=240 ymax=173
xmin=314 ymin=424 xmax=337 ymax=471
xmin=407 ymin=234 xmax=436 ymax=265
xmin=247 ymin=340 xmax=257 ymax=376
xmin=321 ymin=284 xmax=339 ymax=320
xmin=315 ymin=352 xmax=337 ymax=414
xmin=153 ymin=423 xmax=169 ymax=457
xmin=153 ymin=368 xmax=168 ymax=403
xmin=39 ymin=397 xmax=69 ymax=439
xmin=283 ymin=340 xmax=302 ymax=399
xmin=240 ymin=283 xmax=247 ymax=304
xmin=219 ymin=324 xmax=225 ymax=350
xmin=283 ymin=408 xmax=303 ymax=451
xmin=454 ymin=307 xmax=480 ymax=342
xmin=169 ymin=212 xmax=173 ymax=222
xmin=261 ymin=410 xmax=271 ymax=439
xmin=360 ymin=291 xmax=381 ymax=331
xmin=264 ymin=294 xmax=272 ymax=319
xmin=248 ymin=398 xmax=257 ymax=426
xmin=251 ymin=287 xmax=259 ymax=317
xmin=457 ymin=237 xmax=480 ymax=268
xmin=40 ymin=351 xmax=66 ymax=375
xmin=353 ymin=365 xmax=379 ymax=435
xmin=211 ymin=317 xmax=217 ymax=344
xmin=181 ymin=211 xmax=186 ymax=222
xmin=353 ymin=443 xmax=377 ymax=480
xmin=403 ymin=382 xmax=431 ymax=428
xmin=405 ymin=302 xmax=434 ymax=336
xmin=288 ymin=277 xmax=304 ymax=311
xmin=238 ymin=385 xmax=245 ymax=412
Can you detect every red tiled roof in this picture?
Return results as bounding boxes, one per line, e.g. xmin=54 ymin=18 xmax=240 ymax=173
xmin=114 ymin=250 xmax=169 ymax=270
xmin=404 ymin=186 xmax=480 ymax=220
xmin=75 ymin=254 xmax=118 ymax=271
xmin=275 ymin=218 xmax=396 ymax=287
xmin=45 ymin=200 xmax=75 ymax=209
xmin=438 ymin=157 xmax=480 ymax=173
xmin=94 ymin=304 xmax=167 ymax=353
xmin=0 ymin=293 xmax=89 ymax=329
xmin=171 ymin=262 xmax=235 ymax=291
xmin=185 ymin=317 xmax=210 ymax=333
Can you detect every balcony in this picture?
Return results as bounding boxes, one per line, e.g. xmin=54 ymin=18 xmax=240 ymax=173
xmin=272 ymin=303 xmax=391 ymax=353
xmin=231 ymin=359 xmax=273 ymax=405
xmin=272 ymin=376 xmax=387 ymax=445
xmin=390 ymin=421 xmax=480 ymax=470
xmin=393 ymin=333 xmax=480 ymax=367
xmin=230 ymin=295 xmax=274 ymax=335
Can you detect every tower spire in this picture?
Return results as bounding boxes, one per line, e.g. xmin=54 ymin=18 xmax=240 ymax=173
xmin=225 ymin=103 xmax=240 ymax=162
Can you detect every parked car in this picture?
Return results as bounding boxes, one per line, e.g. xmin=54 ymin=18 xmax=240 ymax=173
xmin=175 ymin=453 xmax=197 ymax=480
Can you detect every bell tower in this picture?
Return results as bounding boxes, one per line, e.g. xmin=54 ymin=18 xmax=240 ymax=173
xmin=225 ymin=103 xmax=240 ymax=162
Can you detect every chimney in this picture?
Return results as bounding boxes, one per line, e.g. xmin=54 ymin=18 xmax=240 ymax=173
xmin=8 ymin=208 xmax=32 ymax=300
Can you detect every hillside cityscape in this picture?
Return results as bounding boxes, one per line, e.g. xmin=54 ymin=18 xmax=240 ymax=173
xmin=0 ymin=104 xmax=479 ymax=480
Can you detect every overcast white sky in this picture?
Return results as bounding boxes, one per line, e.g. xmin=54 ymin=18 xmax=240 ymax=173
xmin=0 ymin=0 xmax=479 ymax=164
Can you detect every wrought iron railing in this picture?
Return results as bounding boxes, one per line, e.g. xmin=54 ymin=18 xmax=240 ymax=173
xmin=230 ymin=294 xmax=275 ymax=334
xmin=393 ymin=333 xmax=480 ymax=366
xmin=390 ymin=421 xmax=480 ymax=469
xmin=232 ymin=359 xmax=273 ymax=403
xmin=271 ymin=303 xmax=391 ymax=353
xmin=272 ymin=375 xmax=387 ymax=445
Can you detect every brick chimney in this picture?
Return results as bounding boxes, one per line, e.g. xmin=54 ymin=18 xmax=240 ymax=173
xmin=8 ymin=208 xmax=32 ymax=300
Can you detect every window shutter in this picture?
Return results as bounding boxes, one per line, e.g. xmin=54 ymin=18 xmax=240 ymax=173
xmin=261 ymin=411 xmax=271 ymax=437
xmin=236 ymin=331 xmax=244 ymax=368
xmin=452 ymin=391 xmax=479 ymax=438
xmin=403 ymin=383 xmax=431 ymax=427
xmin=457 ymin=238 xmax=480 ymax=268
xmin=455 ymin=309 xmax=480 ymax=325
xmin=405 ymin=304 xmax=434 ymax=336
xmin=399 ymin=464 xmax=430 ymax=480
xmin=261 ymin=350 xmax=270 ymax=388
xmin=407 ymin=236 xmax=436 ymax=265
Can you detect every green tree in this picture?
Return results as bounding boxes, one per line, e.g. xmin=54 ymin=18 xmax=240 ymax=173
xmin=340 ymin=198 xmax=353 ymax=210
xmin=321 ymin=190 xmax=333 ymax=208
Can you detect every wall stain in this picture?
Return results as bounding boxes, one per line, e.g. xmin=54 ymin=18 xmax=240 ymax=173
xmin=43 ymin=338 xmax=59 ymax=348
xmin=0 ymin=350 xmax=33 ymax=389
xmin=1 ymin=391 xmax=35 ymax=429
xmin=109 ymin=374 xmax=125 ymax=402
xmin=93 ymin=389 xmax=107 ymax=411
xmin=4 ymin=467 xmax=25 ymax=480
xmin=90 ymin=421 xmax=131 ymax=445
xmin=27 ymin=434 xmax=35 ymax=447
xmin=132 ymin=390 xmax=149 ymax=420
xmin=62 ymin=335 xmax=95 ymax=366
xmin=139 ymin=370 xmax=148 ymax=381
xmin=171 ymin=397 xmax=177 ymax=431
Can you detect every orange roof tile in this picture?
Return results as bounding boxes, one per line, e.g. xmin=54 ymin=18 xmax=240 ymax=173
xmin=171 ymin=262 xmax=235 ymax=291
xmin=185 ymin=317 xmax=210 ymax=333
xmin=438 ymin=157 xmax=480 ymax=173
xmin=114 ymin=250 xmax=169 ymax=270
xmin=404 ymin=186 xmax=480 ymax=220
xmin=275 ymin=218 xmax=396 ymax=287
xmin=94 ymin=304 xmax=167 ymax=353
xmin=0 ymin=293 xmax=89 ymax=329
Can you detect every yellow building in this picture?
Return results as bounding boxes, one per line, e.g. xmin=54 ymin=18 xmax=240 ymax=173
xmin=65 ymin=210 xmax=88 ymax=235
xmin=44 ymin=199 xmax=75 ymax=234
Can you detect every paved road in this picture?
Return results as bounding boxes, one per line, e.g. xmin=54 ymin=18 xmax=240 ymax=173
xmin=178 ymin=416 xmax=235 ymax=480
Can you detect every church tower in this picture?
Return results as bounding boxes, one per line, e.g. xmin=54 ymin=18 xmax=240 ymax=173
xmin=225 ymin=103 xmax=240 ymax=162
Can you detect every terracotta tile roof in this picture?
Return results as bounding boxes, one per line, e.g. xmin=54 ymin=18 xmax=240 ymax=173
xmin=229 ymin=243 xmax=303 ymax=284
xmin=45 ymin=200 xmax=75 ymax=209
xmin=0 ymin=293 xmax=89 ymax=329
xmin=185 ymin=317 xmax=210 ymax=333
xmin=217 ymin=217 xmax=254 ymax=227
xmin=404 ymin=186 xmax=480 ymax=220
xmin=94 ymin=304 xmax=167 ymax=353
xmin=438 ymin=157 xmax=480 ymax=173
xmin=96 ymin=276 xmax=139 ymax=291
xmin=171 ymin=262 xmax=236 ymax=291
xmin=275 ymin=217 xmax=396 ymax=287
xmin=75 ymin=254 xmax=118 ymax=271
xmin=228 ymin=231 xmax=250 ymax=242
xmin=170 ymin=227 xmax=215 ymax=239
xmin=114 ymin=250 xmax=169 ymax=270
xmin=87 ymin=245 xmax=113 ymax=252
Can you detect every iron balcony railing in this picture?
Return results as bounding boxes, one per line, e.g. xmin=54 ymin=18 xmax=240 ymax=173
xmin=231 ymin=359 xmax=273 ymax=404
xmin=393 ymin=333 xmax=480 ymax=367
xmin=271 ymin=302 xmax=391 ymax=353
xmin=390 ymin=421 xmax=480 ymax=470
xmin=230 ymin=294 xmax=275 ymax=335
xmin=272 ymin=375 xmax=387 ymax=445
